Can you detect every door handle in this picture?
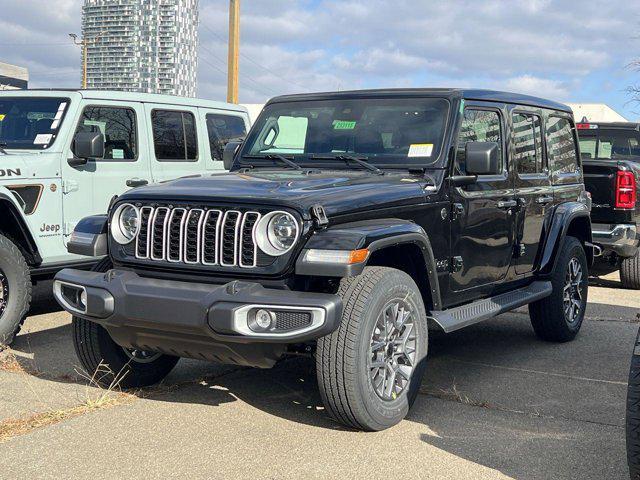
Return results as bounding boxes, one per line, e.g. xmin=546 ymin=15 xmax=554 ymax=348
xmin=126 ymin=178 xmax=148 ymax=188
xmin=496 ymin=200 xmax=517 ymax=209
xmin=535 ymin=195 xmax=553 ymax=205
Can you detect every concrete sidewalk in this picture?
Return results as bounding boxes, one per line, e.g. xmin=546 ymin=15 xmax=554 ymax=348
xmin=0 ymin=274 xmax=638 ymax=479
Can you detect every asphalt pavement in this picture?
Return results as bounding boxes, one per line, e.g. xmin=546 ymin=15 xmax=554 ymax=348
xmin=0 ymin=273 xmax=638 ymax=480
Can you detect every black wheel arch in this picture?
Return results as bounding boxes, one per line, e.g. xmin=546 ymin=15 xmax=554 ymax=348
xmin=0 ymin=194 xmax=41 ymax=266
xmin=296 ymin=218 xmax=442 ymax=310
xmin=538 ymin=202 xmax=593 ymax=276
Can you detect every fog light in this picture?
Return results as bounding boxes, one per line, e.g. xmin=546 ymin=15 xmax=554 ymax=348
xmin=80 ymin=289 xmax=88 ymax=309
xmin=248 ymin=309 xmax=276 ymax=332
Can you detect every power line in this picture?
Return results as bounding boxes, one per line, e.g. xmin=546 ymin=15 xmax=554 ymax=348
xmin=199 ymin=22 xmax=311 ymax=92
xmin=197 ymin=54 xmax=278 ymax=99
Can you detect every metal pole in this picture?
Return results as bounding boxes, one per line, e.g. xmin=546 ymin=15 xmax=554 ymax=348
xmin=82 ymin=40 xmax=87 ymax=89
xmin=227 ymin=0 xmax=240 ymax=103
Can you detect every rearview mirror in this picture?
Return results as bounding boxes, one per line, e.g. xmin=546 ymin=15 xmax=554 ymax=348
xmin=465 ymin=142 xmax=501 ymax=176
xmin=223 ymin=141 xmax=243 ymax=170
xmin=72 ymin=131 xmax=104 ymax=163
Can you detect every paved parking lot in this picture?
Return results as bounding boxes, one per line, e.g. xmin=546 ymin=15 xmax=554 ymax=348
xmin=0 ymin=273 xmax=638 ymax=479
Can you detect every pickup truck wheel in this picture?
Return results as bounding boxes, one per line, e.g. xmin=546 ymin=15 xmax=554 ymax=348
xmin=72 ymin=258 xmax=179 ymax=388
xmin=316 ymin=267 xmax=428 ymax=431
xmin=529 ymin=236 xmax=587 ymax=342
xmin=620 ymin=251 xmax=640 ymax=290
xmin=627 ymin=327 xmax=640 ymax=479
xmin=0 ymin=234 xmax=32 ymax=347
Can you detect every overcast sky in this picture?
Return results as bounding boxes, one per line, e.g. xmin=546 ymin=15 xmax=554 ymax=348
xmin=1 ymin=0 xmax=639 ymax=119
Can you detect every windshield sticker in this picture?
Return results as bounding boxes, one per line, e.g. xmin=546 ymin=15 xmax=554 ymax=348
xmin=50 ymin=119 xmax=60 ymax=130
xmin=460 ymin=99 xmax=465 ymax=114
xmin=111 ymin=149 xmax=125 ymax=159
xmin=33 ymin=133 xmax=53 ymax=145
xmin=333 ymin=120 xmax=357 ymax=130
xmin=408 ymin=143 xmax=434 ymax=157
xmin=0 ymin=114 xmax=4 ymax=121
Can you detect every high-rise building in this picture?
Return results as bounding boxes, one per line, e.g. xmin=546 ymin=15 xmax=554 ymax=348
xmin=82 ymin=0 xmax=198 ymax=97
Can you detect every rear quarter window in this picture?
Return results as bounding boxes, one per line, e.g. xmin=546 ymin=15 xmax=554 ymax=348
xmin=546 ymin=116 xmax=580 ymax=180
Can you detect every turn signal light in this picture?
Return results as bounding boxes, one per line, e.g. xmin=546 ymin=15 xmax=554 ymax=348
xmin=303 ymin=248 xmax=370 ymax=265
xmin=615 ymin=171 xmax=636 ymax=209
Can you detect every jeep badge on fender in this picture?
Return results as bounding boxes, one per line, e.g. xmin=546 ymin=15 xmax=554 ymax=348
xmin=53 ymin=88 xmax=593 ymax=432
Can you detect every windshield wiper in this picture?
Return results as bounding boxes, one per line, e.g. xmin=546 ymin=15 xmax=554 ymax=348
xmin=0 ymin=142 xmax=7 ymax=155
xmin=310 ymin=154 xmax=383 ymax=175
xmin=242 ymin=154 xmax=302 ymax=170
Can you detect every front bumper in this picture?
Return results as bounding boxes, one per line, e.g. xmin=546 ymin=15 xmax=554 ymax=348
xmin=592 ymin=223 xmax=639 ymax=258
xmin=53 ymin=268 xmax=342 ymax=368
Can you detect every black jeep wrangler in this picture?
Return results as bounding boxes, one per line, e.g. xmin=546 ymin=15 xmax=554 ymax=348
xmin=53 ymin=89 xmax=593 ymax=431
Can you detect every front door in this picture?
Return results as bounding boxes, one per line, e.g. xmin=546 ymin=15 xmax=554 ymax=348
xmin=61 ymin=101 xmax=151 ymax=244
xmin=510 ymin=108 xmax=552 ymax=274
xmin=450 ymin=104 xmax=516 ymax=296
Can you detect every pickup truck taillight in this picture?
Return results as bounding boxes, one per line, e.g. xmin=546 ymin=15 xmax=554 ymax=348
xmin=615 ymin=170 xmax=637 ymax=209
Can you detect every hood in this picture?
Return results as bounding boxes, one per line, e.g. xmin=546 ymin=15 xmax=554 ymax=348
xmin=120 ymin=169 xmax=439 ymax=218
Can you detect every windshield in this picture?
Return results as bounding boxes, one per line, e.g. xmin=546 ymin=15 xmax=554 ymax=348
xmin=578 ymin=128 xmax=640 ymax=161
xmin=242 ymin=97 xmax=450 ymax=167
xmin=0 ymin=97 xmax=69 ymax=150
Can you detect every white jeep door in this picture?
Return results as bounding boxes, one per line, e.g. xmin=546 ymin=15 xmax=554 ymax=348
xmin=61 ymin=100 xmax=151 ymax=244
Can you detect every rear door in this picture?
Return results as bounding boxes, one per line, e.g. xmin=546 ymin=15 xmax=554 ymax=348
xmin=198 ymin=108 xmax=249 ymax=171
xmin=61 ymin=100 xmax=150 ymax=242
xmin=510 ymin=107 xmax=552 ymax=274
xmin=450 ymin=103 xmax=516 ymax=296
xmin=144 ymin=104 xmax=205 ymax=182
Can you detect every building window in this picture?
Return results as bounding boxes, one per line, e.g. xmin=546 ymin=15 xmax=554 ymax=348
xmin=151 ymin=110 xmax=198 ymax=161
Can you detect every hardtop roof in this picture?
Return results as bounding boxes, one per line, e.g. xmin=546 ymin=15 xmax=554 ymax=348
xmin=0 ymin=89 xmax=248 ymax=113
xmin=267 ymin=88 xmax=572 ymax=113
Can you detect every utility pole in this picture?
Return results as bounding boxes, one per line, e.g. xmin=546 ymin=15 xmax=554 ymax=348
xmin=69 ymin=32 xmax=103 ymax=89
xmin=227 ymin=0 xmax=240 ymax=103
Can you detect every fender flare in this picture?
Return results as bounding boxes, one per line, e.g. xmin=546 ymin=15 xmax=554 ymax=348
xmin=296 ymin=219 xmax=442 ymax=310
xmin=538 ymin=202 xmax=592 ymax=276
xmin=0 ymin=191 xmax=41 ymax=265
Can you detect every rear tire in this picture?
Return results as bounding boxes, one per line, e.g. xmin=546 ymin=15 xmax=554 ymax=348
xmin=316 ymin=267 xmax=428 ymax=431
xmin=0 ymin=234 xmax=32 ymax=346
xmin=627 ymin=327 xmax=640 ymax=479
xmin=529 ymin=236 xmax=587 ymax=342
xmin=620 ymin=251 xmax=640 ymax=290
xmin=72 ymin=258 xmax=179 ymax=388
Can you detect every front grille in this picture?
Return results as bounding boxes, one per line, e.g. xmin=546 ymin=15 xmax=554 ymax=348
xmin=135 ymin=206 xmax=261 ymax=269
xmin=274 ymin=311 xmax=312 ymax=332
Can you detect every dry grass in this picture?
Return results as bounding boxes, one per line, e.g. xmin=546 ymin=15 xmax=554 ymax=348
xmin=422 ymin=383 xmax=491 ymax=409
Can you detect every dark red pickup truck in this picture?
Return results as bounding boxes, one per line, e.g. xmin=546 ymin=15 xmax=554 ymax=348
xmin=577 ymin=122 xmax=640 ymax=288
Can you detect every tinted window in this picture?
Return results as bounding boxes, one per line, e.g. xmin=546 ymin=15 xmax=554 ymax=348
xmin=578 ymin=128 xmax=640 ymax=160
xmin=456 ymin=109 xmax=503 ymax=174
xmin=152 ymin=110 xmax=198 ymax=161
xmin=76 ymin=106 xmax=137 ymax=160
xmin=513 ymin=113 xmax=544 ymax=174
xmin=243 ymin=97 xmax=450 ymax=166
xmin=206 ymin=114 xmax=246 ymax=161
xmin=0 ymin=97 xmax=68 ymax=149
xmin=547 ymin=116 xmax=578 ymax=175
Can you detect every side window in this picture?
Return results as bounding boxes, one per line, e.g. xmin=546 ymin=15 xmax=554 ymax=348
xmin=151 ymin=110 xmax=198 ymax=162
xmin=206 ymin=114 xmax=247 ymax=161
xmin=456 ymin=109 xmax=503 ymax=174
xmin=512 ymin=113 xmax=544 ymax=174
xmin=76 ymin=106 xmax=137 ymax=160
xmin=547 ymin=116 xmax=579 ymax=175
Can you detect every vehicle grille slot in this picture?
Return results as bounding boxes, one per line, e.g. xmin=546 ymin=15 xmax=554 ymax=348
xmin=184 ymin=209 xmax=204 ymax=264
xmin=202 ymin=210 xmax=222 ymax=265
xmin=151 ymin=207 xmax=170 ymax=261
xmin=274 ymin=311 xmax=312 ymax=332
xmin=166 ymin=208 xmax=187 ymax=263
xmin=239 ymin=212 xmax=260 ymax=268
xmin=220 ymin=210 xmax=241 ymax=266
xmin=136 ymin=206 xmax=154 ymax=259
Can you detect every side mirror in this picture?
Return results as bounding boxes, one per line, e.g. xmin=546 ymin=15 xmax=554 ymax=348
xmin=465 ymin=141 xmax=501 ymax=176
xmin=71 ymin=131 xmax=105 ymax=165
xmin=223 ymin=140 xmax=242 ymax=170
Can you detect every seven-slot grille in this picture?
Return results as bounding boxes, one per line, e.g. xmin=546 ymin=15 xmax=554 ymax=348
xmin=134 ymin=206 xmax=261 ymax=268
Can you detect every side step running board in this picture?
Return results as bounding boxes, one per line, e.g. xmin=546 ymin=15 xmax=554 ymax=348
xmin=430 ymin=281 xmax=552 ymax=333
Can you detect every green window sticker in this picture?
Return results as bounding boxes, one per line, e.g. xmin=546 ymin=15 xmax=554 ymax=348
xmin=333 ymin=120 xmax=357 ymax=130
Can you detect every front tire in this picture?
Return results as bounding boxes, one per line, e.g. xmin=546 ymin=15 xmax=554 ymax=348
xmin=620 ymin=251 xmax=640 ymax=290
xmin=0 ymin=234 xmax=32 ymax=346
xmin=529 ymin=236 xmax=588 ymax=342
xmin=72 ymin=258 xmax=179 ymax=388
xmin=316 ymin=267 xmax=428 ymax=431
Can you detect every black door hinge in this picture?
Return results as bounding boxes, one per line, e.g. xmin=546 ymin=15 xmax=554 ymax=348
xmin=451 ymin=256 xmax=464 ymax=273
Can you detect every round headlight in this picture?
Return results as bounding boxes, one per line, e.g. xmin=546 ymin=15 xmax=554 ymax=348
xmin=256 ymin=211 xmax=299 ymax=256
xmin=111 ymin=203 xmax=140 ymax=245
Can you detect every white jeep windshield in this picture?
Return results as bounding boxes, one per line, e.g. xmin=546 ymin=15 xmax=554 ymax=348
xmin=242 ymin=97 xmax=450 ymax=167
xmin=0 ymin=97 xmax=69 ymax=150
